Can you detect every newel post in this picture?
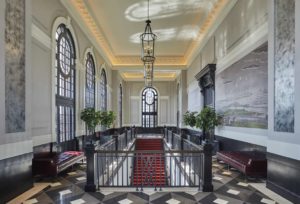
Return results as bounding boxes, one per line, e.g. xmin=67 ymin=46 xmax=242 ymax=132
xmin=85 ymin=143 xmax=96 ymax=192
xmin=202 ymin=142 xmax=213 ymax=192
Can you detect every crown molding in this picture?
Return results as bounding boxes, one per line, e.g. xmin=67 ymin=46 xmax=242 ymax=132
xmin=60 ymin=0 xmax=113 ymax=67
xmin=61 ymin=0 xmax=235 ymax=69
xmin=185 ymin=0 xmax=238 ymax=67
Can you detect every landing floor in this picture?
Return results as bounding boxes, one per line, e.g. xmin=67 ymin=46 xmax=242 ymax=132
xmin=21 ymin=158 xmax=290 ymax=204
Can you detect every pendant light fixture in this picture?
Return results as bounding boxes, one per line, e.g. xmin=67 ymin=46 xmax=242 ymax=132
xmin=144 ymin=61 xmax=154 ymax=87
xmin=140 ymin=0 xmax=156 ymax=87
xmin=140 ymin=0 xmax=157 ymax=63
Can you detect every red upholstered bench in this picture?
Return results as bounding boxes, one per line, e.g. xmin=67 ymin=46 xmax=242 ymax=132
xmin=216 ymin=151 xmax=267 ymax=177
xmin=32 ymin=151 xmax=84 ymax=177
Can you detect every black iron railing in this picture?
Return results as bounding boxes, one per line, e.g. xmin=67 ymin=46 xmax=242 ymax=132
xmin=95 ymin=149 xmax=203 ymax=191
xmin=84 ymin=127 xmax=213 ymax=192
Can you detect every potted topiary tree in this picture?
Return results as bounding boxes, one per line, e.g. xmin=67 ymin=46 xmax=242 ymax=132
xmin=80 ymin=108 xmax=101 ymax=144
xmin=195 ymin=106 xmax=222 ymax=143
xmin=99 ymin=111 xmax=117 ymax=146
xmin=183 ymin=111 xmax=197 ymax=128
xmin=100 ymin=111 xmax=116 ymax=128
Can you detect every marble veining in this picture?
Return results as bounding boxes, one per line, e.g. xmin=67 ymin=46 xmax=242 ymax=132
xmin=274 ymin=0 xmax=295 ymax=133
xmin=5 ymin=0 xmax=26 ymax=133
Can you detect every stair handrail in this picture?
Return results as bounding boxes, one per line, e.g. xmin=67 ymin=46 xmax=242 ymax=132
xmin=172 ymin=132 xmax=203 ymax=151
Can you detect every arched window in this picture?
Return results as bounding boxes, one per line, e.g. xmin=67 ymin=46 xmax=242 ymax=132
xmin=119 ymin=84 xmax=123 ymax=127
xmin=55 ymin=24 xmax=76 ymax=143
xmin=142 ymin=87 xmax=158 ymax=128
xmin=85 ymin=53 xmax=95 ymax=108
xmin=99 ymin=69 xmax=107 ymax=111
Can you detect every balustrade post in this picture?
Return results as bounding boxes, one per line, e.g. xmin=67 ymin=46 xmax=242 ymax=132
xmin=171 ymin=131 xmax=174 ymax=149
xmin=202 ymin=142 xmax=213 ymax=192
xmin=133 ymin=125 xmax=136 ymax=138
xmin=125 ymin=129 xmax=128 ymax=146
xmin=181 ymin=132 xmax=187 ymax=161
xmin=166 ymin=129 xmax=169 ymax=143
xmin=85 ymin=143 xmax=96 ymax=192
xmin=113 ymin=135 xmax=118 ymax=151
xmin=181 ymin=132 xmax=187 ymax=150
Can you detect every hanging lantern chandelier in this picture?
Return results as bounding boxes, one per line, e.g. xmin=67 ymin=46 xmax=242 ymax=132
xmin=140 ymin=0 xmax=156 ymax=87
xmin=144 ymin=61 xmax=154 ymax=87
xmin=140 ymin=19 xmax=156 ymax=63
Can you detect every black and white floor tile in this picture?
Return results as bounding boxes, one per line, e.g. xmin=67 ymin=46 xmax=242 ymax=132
xmin=26 ymin=160 xmax=278 ymax=204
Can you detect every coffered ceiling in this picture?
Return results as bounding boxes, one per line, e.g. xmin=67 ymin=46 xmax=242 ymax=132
xmin=61 ymin=0 xmax=234 ymax=81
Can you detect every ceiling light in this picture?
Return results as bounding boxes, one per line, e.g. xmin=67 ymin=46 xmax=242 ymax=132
xmin=140 ymin=0 xmax=157 ymax=87
xmin=144 ymin=61 xmax=154 ymax=87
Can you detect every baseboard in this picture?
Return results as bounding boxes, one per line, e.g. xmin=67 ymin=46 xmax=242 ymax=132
xmin=215 ymin=135 xmax=266 ymax=152
xmin=267 ymin=152 xmax=300 ymax=203
xmin=0 ymin=153 xmax=34 ymax=203
xmin=266 ymin=180 xmax=300 ymax=203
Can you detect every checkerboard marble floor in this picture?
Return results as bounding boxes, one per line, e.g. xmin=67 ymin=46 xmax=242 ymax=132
xmin=25 ymin=158 xmax=279 ymax=204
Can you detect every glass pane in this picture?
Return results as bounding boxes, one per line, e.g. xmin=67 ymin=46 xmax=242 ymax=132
xmin=55 ymin=24 xmax=76 ymax=143
xmin=142 ymin=88 xmax=158 ymax=128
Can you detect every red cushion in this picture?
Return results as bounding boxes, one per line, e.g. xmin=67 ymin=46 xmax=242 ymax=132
xmin=57 ymin=151 xmax=83 ymax=164
xmin=64 ymin=151 xmax=83 ymax=156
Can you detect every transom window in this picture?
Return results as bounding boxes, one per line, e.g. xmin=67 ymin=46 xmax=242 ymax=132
xmin=142 ymin=87 xmax=158 ymax=128
xmin=99 ymin=69 xmax=107 ymax=111
xmin=55 ymin=24 xmax=76 ymax=143
xmin=85 ymin=53 xmax=95 ymax=108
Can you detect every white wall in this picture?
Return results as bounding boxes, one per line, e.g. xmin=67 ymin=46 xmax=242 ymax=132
xmin=0 ymin=0 xmax=33 ymax=160
xmin=111 ymin=70 xmax=124 ymax=128
xmin=31 ymin=0 xmax=117 ymax=146
xmin=123 ymin=81 xmax=177 ymax=126
xmin=185 ymin=0 xmax=268 ymax=144
xmin=184 ymin=0 xmax=300 ymax=162
xmin=267 ymin=0 xmax=300 ymax=160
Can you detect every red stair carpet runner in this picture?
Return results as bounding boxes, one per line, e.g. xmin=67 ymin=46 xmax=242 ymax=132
xmin=132 ymin=139 xmax=166 ymax=187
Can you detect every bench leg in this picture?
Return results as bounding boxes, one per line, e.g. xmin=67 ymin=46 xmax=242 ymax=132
xmin=244 ymin=174 xmax=248 ymax=182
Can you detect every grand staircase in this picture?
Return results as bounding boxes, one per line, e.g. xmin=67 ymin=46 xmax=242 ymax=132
xmin=132 ymin=139 xmax=166 ymax=187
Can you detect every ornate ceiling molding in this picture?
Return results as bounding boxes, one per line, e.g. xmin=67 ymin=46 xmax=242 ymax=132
xmin=184 ymin=0 xmax=231 ymax=65
xmin=63 ymin=0 xmax=232 ymax=69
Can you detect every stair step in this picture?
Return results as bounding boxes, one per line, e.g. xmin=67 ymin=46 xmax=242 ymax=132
xmin=133 ymin=178 xmax=166 ymax=180
xmin=134 ymin=173 xmax=165 ymax=175
xmin=134 ymin=164 xmax=165 ymax=166
xmin=133 ymin=181 xmax=166 ymax=183
xmin=133 ymin=139 xmax=165 ymax=186
xmin=132 ymin=183 xmax=166 ymax=185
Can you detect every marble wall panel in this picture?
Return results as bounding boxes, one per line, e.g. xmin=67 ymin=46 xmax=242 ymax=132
xmin=5 ymin=0 xmax=26 ymax=133
xmin=274 ymin=0 xmax=295 ymax=132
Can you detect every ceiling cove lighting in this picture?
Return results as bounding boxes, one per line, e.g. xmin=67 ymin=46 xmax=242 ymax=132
xmin=140 ymin=0 xmax=157 ymax=87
